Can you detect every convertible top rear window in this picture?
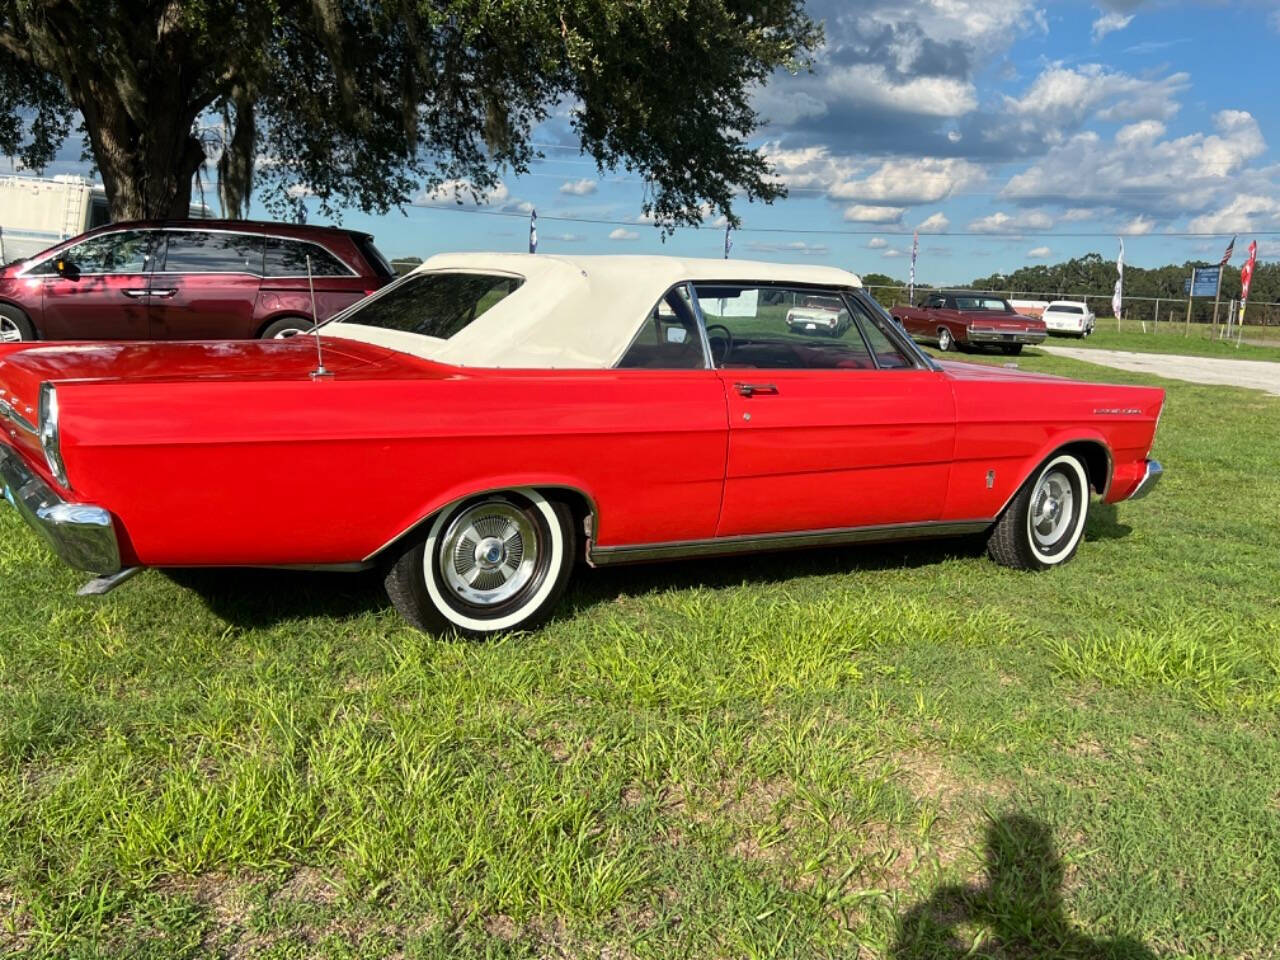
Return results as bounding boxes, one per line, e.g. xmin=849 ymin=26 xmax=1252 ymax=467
xmin=342 ymin=271 xmax=522 ymax=339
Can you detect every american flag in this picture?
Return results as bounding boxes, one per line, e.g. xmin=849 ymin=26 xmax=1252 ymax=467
xmin=529 ymin=208 xmax=537 ymax=254
xmin=1219 ymin=235 xmax=1235 ymax=266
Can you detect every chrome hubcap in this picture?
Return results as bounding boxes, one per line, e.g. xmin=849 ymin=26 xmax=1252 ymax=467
xmin=1031 ymin=469 xmax=1074 ymax=547
xmin=441 ymin=501 xmax=538 ymax=607
xmin=0 ymin=317 xmax=23 ymax=343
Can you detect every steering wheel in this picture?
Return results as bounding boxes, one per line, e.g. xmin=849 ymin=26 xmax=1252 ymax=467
xmin=705 ymin=323 xmax=733 ymax=366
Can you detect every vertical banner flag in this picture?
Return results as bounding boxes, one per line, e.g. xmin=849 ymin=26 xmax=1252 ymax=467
xmin=1220 ymin=235 xmax=1236 ymax=266
xmin=529 ymin=208 xmax=537 ymax=254
xmin=1111 ymin=237 xmax=1124 ymax=319
xmin=724 ymin=223 xmax=733 ymax=259
xmin=909 ymin=230 xmax=919 ymax=304
xmin=1239 ymin=240 xmax=1258 ymax=324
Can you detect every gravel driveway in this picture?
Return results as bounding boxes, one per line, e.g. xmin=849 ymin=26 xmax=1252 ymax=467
xmin=1038 ymin=345 xmax=1280 ymax=397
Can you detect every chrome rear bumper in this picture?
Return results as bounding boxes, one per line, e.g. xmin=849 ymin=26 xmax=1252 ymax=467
xmin=1127 ymin=459 xmax=1163 ymax=501
xmin=967 ymin=329 xmax=1048 ymax=345
xmin=0 ymin=444 xmax=121 ymax=573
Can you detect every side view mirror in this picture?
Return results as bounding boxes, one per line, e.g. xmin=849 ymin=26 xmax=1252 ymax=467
xmin=54 ymin=258 xmax=79 ymax=280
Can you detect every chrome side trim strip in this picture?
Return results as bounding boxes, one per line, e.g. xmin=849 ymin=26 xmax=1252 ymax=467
xmin=587 ymin=519 xmax=993 ymax=566
xmin=0 ymin=396 xmax=37 ymax=435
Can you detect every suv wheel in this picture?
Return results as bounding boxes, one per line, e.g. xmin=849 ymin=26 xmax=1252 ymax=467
xmin=261 ymin=317 xmax=314 ymax=339
xmin=0 ymin=306 xmax=35 ymax=343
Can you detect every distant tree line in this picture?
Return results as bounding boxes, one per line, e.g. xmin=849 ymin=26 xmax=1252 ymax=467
xmin=862 ymin=253 xmax=1280 ymax=324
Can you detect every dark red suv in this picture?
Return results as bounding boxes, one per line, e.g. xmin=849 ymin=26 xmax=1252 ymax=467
xmin=0 ymin=220 xmax=394 ymax=343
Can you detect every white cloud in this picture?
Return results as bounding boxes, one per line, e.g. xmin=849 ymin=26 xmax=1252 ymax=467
xmin=968 ymin=210 xmax=1055 ymax=233
xmin=608 ymin=227 xmax=639 ymax=241
xmin=843 ymin=204 xmax=906 ymax=223
xmin=867 ymin=237 xmax=889 ymax=249
xmin=559 ymin=178 xmax=598 ymax=196
xmin=1121 ymin=215 xmax=1155 ymax=235
xmin=1187 ymin=195 xmax=1280 ymax=234
xmin=551 ymin=232 xmax=585 ymax=242
xmin=746 ymin=240 xmax=830 ymax=257
xmin=1061 ymin=207 xmax=1108 ymax=222
xmin=916 ymin=212 xmax=950 ymax=233
xmin=828 ymin=157 xmax=985 ymax=205
xmin=1001 ymin=65 xmax=1188 ymax=141
xmin=1002 ymin=110 xmax=1269 ymax=220
xmin=1270 ymin=9 xmax=1280 ymax=34
xmin=1027 ymin=246 xmax=1052 ymax=259
xmin=882 ymin=248 xmax=905 ymax=258
xmin=418 ymin=178 xmax=510 ymax=206
xmin=1091 ymin=12 xmax=1134 ymax=42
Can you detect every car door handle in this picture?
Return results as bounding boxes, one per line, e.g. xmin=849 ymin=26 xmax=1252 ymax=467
xmin=121 ymin=288 xmax=149 ymax=299
xmin=150 ymin=288 xmax=178 ymax=299
xmin=734 ymin=382 xmax=779 ymax=397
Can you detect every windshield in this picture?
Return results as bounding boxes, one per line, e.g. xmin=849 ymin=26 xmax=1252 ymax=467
xmin=332 ymin=271 xmax=522 ymax=338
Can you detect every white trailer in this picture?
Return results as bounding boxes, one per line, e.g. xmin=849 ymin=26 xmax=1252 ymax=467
xmin=0 ymin=174 xmax=110 ymax=264
xmin=0 ymin=174 xmax=210 ymax=264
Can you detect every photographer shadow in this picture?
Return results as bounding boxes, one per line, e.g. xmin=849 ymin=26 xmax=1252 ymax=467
xmin=890 ymin=813 xmax=1155 ymax=960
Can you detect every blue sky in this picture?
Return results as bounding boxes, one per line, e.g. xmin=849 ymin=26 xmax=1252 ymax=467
xmin=8 ymin=0 xmax=1279 ymax=284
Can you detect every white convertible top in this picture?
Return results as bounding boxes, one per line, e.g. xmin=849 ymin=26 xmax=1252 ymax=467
xmin=323 ymin=252 xmax=863 ymax=368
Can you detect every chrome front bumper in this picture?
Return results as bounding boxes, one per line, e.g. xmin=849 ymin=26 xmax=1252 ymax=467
xmin=967 ymin=329 xmax=1048 ymax=345
xmin=0 ymin=445 xmax=121 ymax=573
xmin=1127 ymin=459 xmax=1163 ymax=501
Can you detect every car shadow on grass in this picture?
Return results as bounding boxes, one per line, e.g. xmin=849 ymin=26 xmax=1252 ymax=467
xmin=163 ymin=567 xmax=390 ymax=627
xmin=890 ymin=813 xmax=1156 ymax=959
xmin=1087 ymin=501 xmax=1132 ymax=542
xmin=563 ymin=533 xmax=992 ymax=615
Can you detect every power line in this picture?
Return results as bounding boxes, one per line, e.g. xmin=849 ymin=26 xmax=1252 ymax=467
xmin=408 ymin=202 xmax=1280 ymax=239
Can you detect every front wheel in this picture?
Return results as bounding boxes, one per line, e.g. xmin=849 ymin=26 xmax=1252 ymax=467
xmin=384 ymin=489 xmax=576 ymax=636
xmin=987 ymin=453 xmax=1090 ymax=571
xmin=0 ymin=306 xmax=35 ymax=342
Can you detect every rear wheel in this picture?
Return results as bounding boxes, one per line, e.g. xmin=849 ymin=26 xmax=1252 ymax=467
xmin=260 ymin=316 xmax=314 ymax=339
xmin=0 ymin=306 xmax=35 ymax=343
xmin=1000 ymin=344 xmax=1023 ymax=356
xmin=384 ymin=489 xmax=576 ymax=636
xmin=937 ymin=327 xmax=955 ymax=352
xmin=987 ymin=453 xmax=1090 ymax=571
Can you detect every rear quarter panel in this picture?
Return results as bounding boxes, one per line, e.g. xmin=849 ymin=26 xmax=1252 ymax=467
xmin=53 ymin=369 xmax=729 ymax=567
xmin=943 ymin=366 xmax=1163 ymax=518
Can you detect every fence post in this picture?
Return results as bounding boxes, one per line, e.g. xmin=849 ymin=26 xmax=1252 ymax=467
xmin=1153 ymin=298 xmax=1159 ymax=332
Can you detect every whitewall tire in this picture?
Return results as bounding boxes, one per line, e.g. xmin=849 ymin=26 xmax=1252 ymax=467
xmin=384 ymin=489 xmax=576 ymax=636
xmin=987 ymin=453 xmax=1090 ymax=571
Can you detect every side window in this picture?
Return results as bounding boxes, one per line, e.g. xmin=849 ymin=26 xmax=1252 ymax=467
xmin=847 ymin=294 xmax=914 ymax=369
xmin=926 ymin=295 xmax=945 ymax=309
xmin=617 ymin=286 xmax=707 ymax=369
xmin=160 ymin=231 xmax=263 ymax=274
xmin=264 ymin=238 xmax=353 ymax=276
xmin=32 ymin=230 xmax=154 ymax=275
xmin=691 ymin=284 xmax=875 ymax=370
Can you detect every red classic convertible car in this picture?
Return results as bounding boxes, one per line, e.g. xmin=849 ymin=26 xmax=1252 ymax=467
xmin=0 ymin=254 xmax=1163 ymax=636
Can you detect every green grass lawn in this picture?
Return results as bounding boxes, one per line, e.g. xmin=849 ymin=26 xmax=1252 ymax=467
xmin=3 ymin=352 xmax=1279 ymax=959
xmin=1042 ymin=319 xmax=1280 ymax=362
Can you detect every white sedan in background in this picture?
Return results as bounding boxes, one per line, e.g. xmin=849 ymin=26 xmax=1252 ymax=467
xmin=1042 ymin=300 xmax=1096 ymax=337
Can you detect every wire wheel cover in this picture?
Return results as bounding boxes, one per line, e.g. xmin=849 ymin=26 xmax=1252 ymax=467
xmin=440 ymin=501 xmax=539 ymax=607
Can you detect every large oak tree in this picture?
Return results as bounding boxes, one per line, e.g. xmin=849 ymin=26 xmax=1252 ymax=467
xmin=0 ymin=1 xmax=819 ymax=225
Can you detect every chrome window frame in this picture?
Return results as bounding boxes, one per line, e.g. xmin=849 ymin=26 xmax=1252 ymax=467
xmin=843 ymin=289 xmax=938 ymax=371
xmin=15 ymin=226 xmax=358 ymax=280
xmin=612 ymin=282 xmax=713 ymax=371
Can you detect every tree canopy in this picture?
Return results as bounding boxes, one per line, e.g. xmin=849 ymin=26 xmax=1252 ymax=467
xmin=0 ymin=1 xmax=820 ymax=224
